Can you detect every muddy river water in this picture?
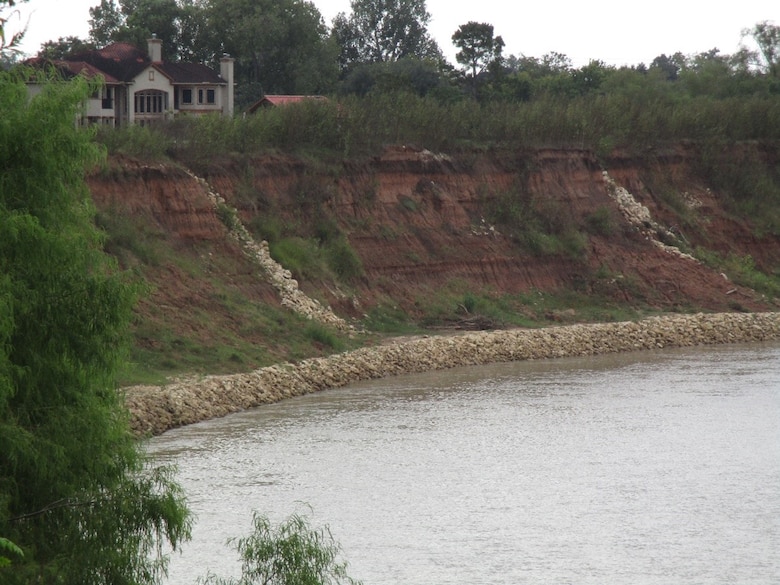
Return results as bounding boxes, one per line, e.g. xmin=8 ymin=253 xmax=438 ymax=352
xmin=148 ymin=341 xmax=780 ymax=584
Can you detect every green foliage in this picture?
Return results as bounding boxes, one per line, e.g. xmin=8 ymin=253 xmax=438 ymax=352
xmin=0 ymin=0 xmax=27 ymax=55
xmin=584 ymin=206 xmax=618 ymax=236
xmin=695 ymin=142 xmax=780 ymax=235
xmin=746 ymin=21 xmax=780 ymax=78
xmin=339 ymin=58 xmax=455 ymax=98
xmin=487 ymin=186 xmax=587 ymax=259
xmin=200 ymin=510 xmax=361 ymax=585
xmin=362 ymin=303 xmax=417 ymax=334
xmin=452 ymin=21 xmax=505 ymax=85
xmin=96 ymin=80 xmax=780 ymax=164
xmin=95 ymin=207 xmax=166 ymax=267
xmin=216 ymin=202 xmax=241 ymax=231
xmin=0 ymin=70 xmax=190 ymax=584
xmin=334 ymin=0 xmax=440 ymax=65
xmin=95 ymin=124 xmax=173 ymax=161
xmin=304 ymin=323 xmax=345 ymax=351
xmin=269 ymin=237 xmax=325 ymax=281
xmin=400 ymin=195 xmax=419 ymax=212
xmin=207 ymin=0 xmax=338 ymax=93
xmin=38 ymin=36 xmax=96 ymax=59
xmin=695 ymin=248 xmax=780 ymax=299
xmin=0 ymin=537 xmax=22 ymax=567
xmin=325 ymin=236 xmax=364 ymax=282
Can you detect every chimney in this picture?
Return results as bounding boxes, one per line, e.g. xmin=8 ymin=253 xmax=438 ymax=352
xmin=147 ymin=34 xmax=162 ymax=63
xmin=220 ymin=54 xmax=235 ymax=117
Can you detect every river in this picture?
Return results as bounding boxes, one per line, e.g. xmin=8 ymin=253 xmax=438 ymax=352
xmin=147 ymin=341 xmax=780 ymax=584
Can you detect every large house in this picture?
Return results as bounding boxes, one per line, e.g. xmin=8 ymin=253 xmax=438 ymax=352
xmin=27 ymin=37 xmax=234 ymax=126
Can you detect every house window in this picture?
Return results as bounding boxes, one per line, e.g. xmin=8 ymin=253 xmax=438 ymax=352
xmin=182 ymin=89 xmax=192 ymax=104
xmin=149 ymin=70 xmax=155 ymax=81
xmin=134 ymin=90 xmax=166 ymax=115
xmin=102 ymin=87 xmax=113 ymax=110
xmin=198 ymin=88 xmax=216 ymax=105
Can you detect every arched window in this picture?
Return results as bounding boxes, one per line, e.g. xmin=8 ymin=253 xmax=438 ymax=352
xmin=134 ymin=90 xmax=167 ymax=115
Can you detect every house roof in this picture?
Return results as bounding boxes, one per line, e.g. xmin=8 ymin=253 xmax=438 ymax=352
xmin=246 ymin=94 xmax=327 ymax=113
xmin=156 ymin=62 xmax=226 ymax=85
xmin=22 ymin=57 xmax=121 ymax=84
xmin=70 ymin=42 xmax=149 ymax=82
xmin=28 ymin=42 xmax=225 ymax=86
xmin=61 ymin=61 xmax=121 ymax=84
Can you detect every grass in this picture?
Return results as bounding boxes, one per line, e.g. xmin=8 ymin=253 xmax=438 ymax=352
xmin=694 ymin=248 xmax=780 ymax=300
xmin=101 ymin=222 xmax=361 ymax=386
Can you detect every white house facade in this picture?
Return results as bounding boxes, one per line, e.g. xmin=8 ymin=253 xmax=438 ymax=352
xmin=27 ymin=37 xmax=234 ymax=126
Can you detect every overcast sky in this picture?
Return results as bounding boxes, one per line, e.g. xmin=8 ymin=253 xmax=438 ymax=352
xmin=11 ymin=0 xmax=778 ymax=67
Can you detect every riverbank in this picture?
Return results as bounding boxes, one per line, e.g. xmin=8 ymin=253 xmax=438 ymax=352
xmin=125 ymin=311 xmax=780 ymax=436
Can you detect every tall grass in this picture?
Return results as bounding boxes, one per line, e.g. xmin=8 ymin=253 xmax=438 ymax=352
xmin=97 ymin=91 xmax=780 ymax=163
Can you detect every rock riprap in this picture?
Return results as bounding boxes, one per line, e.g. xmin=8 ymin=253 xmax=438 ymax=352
xmin=125 ymin=312 xmax=780 ymax=436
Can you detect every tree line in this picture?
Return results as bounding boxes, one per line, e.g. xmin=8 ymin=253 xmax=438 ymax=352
xmin=19 ymin=0 xmax=780 ymax=110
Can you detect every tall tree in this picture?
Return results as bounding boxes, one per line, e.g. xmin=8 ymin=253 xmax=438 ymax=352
xmin=88 ymin=0 xmax=124 ymax=47
xmin=452 ymin=21 xmax=504 ymax=98
xmin=205 ymin=0 xmax=338 ymax=96
xmin=650 ymin=52 xmax=686 ymax=81
xmin=38 ymin=35 xmax=96 ymax=59
xmin=333 ymin=0 xmax=441 ymax=66
xmin=745 ymin=20 xmax=780 ymax=78
xmin=0 ymin=69 xmax=191 ymax=584
xmin=452 ymin=21 xmax=504 ymax=80
xmin=89 ymin=0 xmax=196 ymax=62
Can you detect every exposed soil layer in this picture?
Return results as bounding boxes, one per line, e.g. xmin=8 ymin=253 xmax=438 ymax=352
xmin=89 ymin=145 xmax=779 ymax=327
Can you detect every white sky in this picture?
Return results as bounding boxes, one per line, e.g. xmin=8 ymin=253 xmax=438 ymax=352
xmin=11 ymin=0 xmax=779 ymax=67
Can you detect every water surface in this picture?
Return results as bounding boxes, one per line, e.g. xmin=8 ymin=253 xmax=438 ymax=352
xmin=148 ymin=342 xmax=780 ymax=584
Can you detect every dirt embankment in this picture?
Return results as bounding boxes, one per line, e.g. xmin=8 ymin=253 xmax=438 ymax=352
xmin=125 ymin=312 xmax=780 ymax=436
xmin=87 ymin=145 xmax=780 ymax=433
xmin=90 ymin=145 xmax=780 ymax=323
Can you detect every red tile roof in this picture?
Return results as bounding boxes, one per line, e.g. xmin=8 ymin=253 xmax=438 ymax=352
xmin=246 ymin=95 xmax=327 ymax=113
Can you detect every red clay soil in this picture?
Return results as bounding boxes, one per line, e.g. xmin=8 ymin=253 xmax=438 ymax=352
xmin=87 ymin=145 xmax=780 ymax=346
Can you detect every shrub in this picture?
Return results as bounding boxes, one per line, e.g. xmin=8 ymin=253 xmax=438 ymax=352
xmin=584 ymin=206 xmax=617 ymax=236
xmin=199 ymin=511 xmax=361 ymax=585
xmin=325 ymin=237 xmax=364 ymax=283
xmin=304 ymin=323 xmax=344 ymax=351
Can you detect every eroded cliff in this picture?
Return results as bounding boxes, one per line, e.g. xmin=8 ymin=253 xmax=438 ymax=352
xmin=87 ymin=144 xmax=780 ymax=373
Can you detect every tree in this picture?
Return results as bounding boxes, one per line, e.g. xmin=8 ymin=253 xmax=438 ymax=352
xmin=201 ymin=511 xmax=361 ymax=585
xmin=38 ymin=35 xmax=95 ymax=59
xmin=744 ymin=20 xmax=780 ymax=77
xmin=88 ymin=0 xmax=124 ymax=46
xmin=333 ymin=0 xmax=441 ymax=66
xmin=650 ymin=52 xmax=686 ymax=81
xmin=89 ymin=0 xmax=198 ymax=62
xmin=452 ymin=21 xmax=504 ymax=79
xmin=452 ymin=21 xmax=504 ymax=97
xmin=339 ymin=57 xmax=456 ymax=98
xmin=205 ymin=0 xmax=338 ymax=96
xmin=0 ymin=69 xmax=191 ymax=584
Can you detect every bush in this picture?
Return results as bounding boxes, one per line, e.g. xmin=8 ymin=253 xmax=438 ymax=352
xmin=200 ymin=511 xmax=361 ymax=585
xmin=304 ymin=322 xmax=344 ymax=351
xmin=325 ymin=237 xmax=364 ymax=283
